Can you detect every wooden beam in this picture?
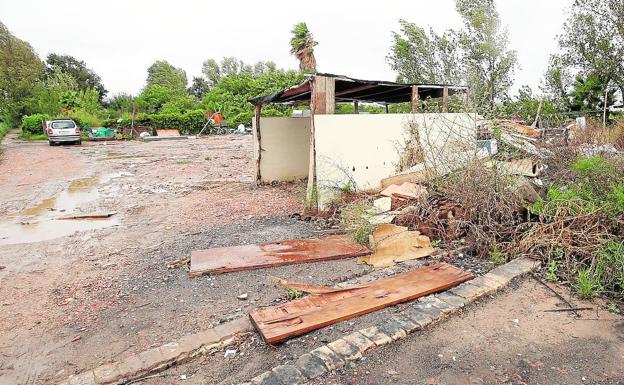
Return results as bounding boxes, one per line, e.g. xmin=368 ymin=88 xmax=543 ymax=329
xmin=442 ymin=86 xmax=449 ymax=112
xmin=411 ymin=85 xmax=419 ymax=113
xmin=354 ymin=101 xmax=359 ymax=114
xmin=385 ymin=104 xmax=390 ymax=113
xmin=254 ymin=104 xmax=262 ymax=184
xmin=311 ymin=76 xmax=336 ymax=115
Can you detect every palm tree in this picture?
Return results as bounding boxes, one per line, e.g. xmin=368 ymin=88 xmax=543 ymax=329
xmin=290 ymin=22 xmax=318 ymax=73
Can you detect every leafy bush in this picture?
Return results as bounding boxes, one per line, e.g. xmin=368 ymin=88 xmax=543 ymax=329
xmin=102 ymin=110 xmax=208 ymax=134
xmin=21 ymin=113 xmax=50 ymax=135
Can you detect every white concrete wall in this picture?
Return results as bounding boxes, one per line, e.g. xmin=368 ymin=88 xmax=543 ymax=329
xmin=313 ymin=113 xmax=477 ymax=207
xmin=253 ymin=117 xmax=310 ymax=182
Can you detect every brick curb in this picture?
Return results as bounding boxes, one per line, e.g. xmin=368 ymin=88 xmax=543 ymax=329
xmin=244 ymin=257 xmax=541 ymax=385
xmin=60 ymin=317 xmax=253 ymax=385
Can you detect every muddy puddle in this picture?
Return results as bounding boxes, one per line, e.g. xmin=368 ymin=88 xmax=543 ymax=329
xmin=0 ymin=173 xmax=130 ymax=245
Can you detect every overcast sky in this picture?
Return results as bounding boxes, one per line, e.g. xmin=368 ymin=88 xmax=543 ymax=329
xmin=0 ymin=0 xmax=570 ymax=98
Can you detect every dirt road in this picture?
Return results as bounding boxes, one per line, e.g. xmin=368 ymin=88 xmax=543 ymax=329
xmin=0 ymin=132 xmax=370 ymax=385
xmin=1 ymin=132 xmax=622 ymax=385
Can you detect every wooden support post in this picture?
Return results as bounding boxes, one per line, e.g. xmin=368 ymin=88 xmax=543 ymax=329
xmin=254 ymin=104 xmax=262 ymax=185
xmin=442 ymin=86 xmax=449 ymax=113
xmin=354 ymin=101 xmax=359 ymax=114
xmin=385 ymin=104 xmax=390 ymax=113
xmin=411 ymin=85 xmax=419 ymax=113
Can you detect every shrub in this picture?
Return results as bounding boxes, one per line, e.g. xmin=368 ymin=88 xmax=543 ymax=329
xmin=340 ymin=200 xmax=374 ymax=247
xmin=101 ymin=110 xmax=207 ymax=134
xmin=21 ymin=114 xmax=50 ymax=135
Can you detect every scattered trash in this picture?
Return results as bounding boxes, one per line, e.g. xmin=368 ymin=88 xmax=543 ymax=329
xmin=579 ymin=143 xmax=619 ymax=157
xmin=179 ymin=374 xmax=187 ymax=380
xmin=250 ymin=263 xmax=473 ymax=344
xmin=189 ymin=235 xmax=370 ymax=276
xmin=498 ymin=120 xmax=541 ymax=138
xmin=237 ymin=293 xmax=248 ymax=300
xmin=224 ymin=349 xmax=237 ymax=358
xmin=71 ymin=335 xmax=81 ymax=342
xmin=357 ymin=224 xmax=435 ymax=268
xmin=380 ymin=182 xmax=428 ymax=200
xmin=372 ymin=197 xmax=392 ymax=213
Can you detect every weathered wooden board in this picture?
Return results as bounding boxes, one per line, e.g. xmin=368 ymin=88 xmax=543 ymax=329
xmin=190 ymin=235 xmax=370 ymax=276
xmin=250 ymin=263 xmax=473 ymax=344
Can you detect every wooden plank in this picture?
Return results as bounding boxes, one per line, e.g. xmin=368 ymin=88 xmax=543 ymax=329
xmin=189 ymin=235 xmax=370 ymax=276
xmin=442 ymin=86 xmax=449 ymax=112
xmin=250 ymin=263 xmax=473 ymax=344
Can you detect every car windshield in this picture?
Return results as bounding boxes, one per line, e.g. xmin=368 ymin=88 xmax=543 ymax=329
xmin=51 ymin=121 xmax=76 ymax=129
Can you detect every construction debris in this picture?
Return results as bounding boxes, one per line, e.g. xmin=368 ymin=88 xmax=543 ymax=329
xmin=485 ymin=158 xmax=541 ymax=177
xmin=357 ymin=224 xmax=435 ymax=268
xmin=189 ymin=235 xmax=370 ymax=276
xmin=156 ymin=129 xmax=181 ymax=136
xmin=269 ymin=276 xmax=370 ymax=295
xmin=498 ymin=120 xmax=541 ymax=138
xmin=380 ymin=182 xmax=428 ymax=200
xmin=249 ymin=263 xmax=473 ymax=344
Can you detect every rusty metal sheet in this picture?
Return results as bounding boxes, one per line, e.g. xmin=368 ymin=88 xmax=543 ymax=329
xmin=189 ymin=235 xmax=370 ymax=276
xmin=250 ymin=263 xmax=473 ymax=344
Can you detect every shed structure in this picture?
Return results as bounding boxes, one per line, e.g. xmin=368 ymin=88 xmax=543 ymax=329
xmin=250 ymin=73 xmax=476 ymax=210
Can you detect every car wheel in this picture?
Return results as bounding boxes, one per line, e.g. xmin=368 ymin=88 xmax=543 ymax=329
xmin=77 ymin=140 xmax=82 ymax=145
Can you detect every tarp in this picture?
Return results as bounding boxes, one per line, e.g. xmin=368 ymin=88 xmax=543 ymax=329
xmin=92 ymin=127 xmax=115 ymax=138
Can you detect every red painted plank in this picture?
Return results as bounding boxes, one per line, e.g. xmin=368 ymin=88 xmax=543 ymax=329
xmin=189 ymin=235 xmax=370 ymax=276
xmin=249 ymin=263 xmax=473 ymax=344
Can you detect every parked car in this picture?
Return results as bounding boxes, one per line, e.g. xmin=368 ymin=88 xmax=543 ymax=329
xmin=46 ymin=120 xmax=81 ymax=145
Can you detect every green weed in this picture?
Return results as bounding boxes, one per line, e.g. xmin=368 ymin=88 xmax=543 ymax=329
xmin=576 ymin=268 xmax=602 ymax=299
xmin=431 ymin=239 xmax=442 ymax=248
xmin=287 ymin=288 xmax=303 ymax=300
xmin=545 ymin=260 xmax=559 ymax=282
xmin=489 ymin=243 xmax=506 ymax=265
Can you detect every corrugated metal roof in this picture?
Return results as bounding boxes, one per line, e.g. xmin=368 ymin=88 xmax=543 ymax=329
xmin=249 ymin=73 xmax=467 ymax=106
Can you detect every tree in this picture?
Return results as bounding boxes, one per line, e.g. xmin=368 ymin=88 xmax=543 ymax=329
xmin=136 ymin=84 xmax=179 ymax=113
xmin=387 ymin=20 xmax=463 ymax=84
xmin=569 ymin=73 xmax=616 ymax=117
xmin=0 ymin=21 xmax=45 ymax=124
xmin=557 ymin=0 xmax=624 ymax=99
xmin=45 ymin=53 xmax=107 ymax=100
xmin=188 ymin=76 xmax=210 ymax=99
xmin=386 ymin=1 xmax=516 ymax=113
xmin=146 ymin=60 xmax=187 ymax=93
xmin=542 ymin=55 xmax=573 ymax=110
xmin=289 ymin=22 xmax=317 ymax=72
xmin=107 ymin=93 xmax=133 ymax=115
xmin=456 ymin=0 xmax=517 ymax=111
